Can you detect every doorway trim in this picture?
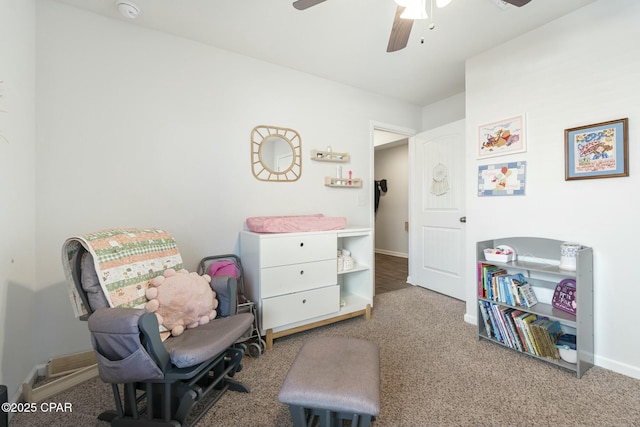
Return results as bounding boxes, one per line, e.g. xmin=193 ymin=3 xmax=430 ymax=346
xmin=370 ymin=121 xmax=417 ymax=284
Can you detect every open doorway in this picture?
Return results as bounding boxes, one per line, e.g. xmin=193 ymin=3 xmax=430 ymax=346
xmin=372 ymin=126 xmax=414 ymax=295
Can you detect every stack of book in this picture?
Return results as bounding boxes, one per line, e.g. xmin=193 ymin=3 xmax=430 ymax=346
xmin=478 ymin=263 xmax=538 ymax=307
xmin=478 ymin=301 xmax=564 ymax=360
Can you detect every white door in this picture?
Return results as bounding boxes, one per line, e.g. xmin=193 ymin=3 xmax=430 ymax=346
xmin=409 ymin=120 xmax=466 ymax=300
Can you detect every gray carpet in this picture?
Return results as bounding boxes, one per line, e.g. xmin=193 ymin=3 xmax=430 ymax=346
xmin=9 ymin=286 xmax=640 ymax=426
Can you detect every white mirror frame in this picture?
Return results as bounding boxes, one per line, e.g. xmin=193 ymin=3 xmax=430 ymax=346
xmin=251 ymin=125 xmax=302 ymax=182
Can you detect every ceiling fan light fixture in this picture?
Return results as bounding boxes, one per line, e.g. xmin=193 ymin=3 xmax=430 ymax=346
xmin=400 ymin=0 xmax=428 ymax=20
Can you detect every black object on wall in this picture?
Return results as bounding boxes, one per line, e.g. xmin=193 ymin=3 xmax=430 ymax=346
xmin=374 ymin=179 xmax=388 ymax=213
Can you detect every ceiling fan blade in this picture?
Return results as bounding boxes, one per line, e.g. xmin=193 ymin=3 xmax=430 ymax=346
xmin=387 ymin=6 xmax=414 ymax=52
xmin=501 ymin=0 xmax=532 ymax=6
xmin=293 ymin=0 xmax=327 ymax=10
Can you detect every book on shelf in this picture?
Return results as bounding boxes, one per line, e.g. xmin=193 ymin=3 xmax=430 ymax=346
xmin=519 ymin=313 xmax=539 ymax=356
xmin=491 ymin=304 xmax=512 ymax=348
xmin=496 ymin=274 xmax=524 ymax=306
xmin=501 ymin=307 xmax=524 ymax=352
xmin=541 ymin=319 xmax=563 ymax=359
xmin=509 ymin=274 xmax=527 ymax=306
xmin=478 ymin=263 xmax=538 ymax=309
xmin=484 ymin=301 xmax=502 ymax=343
xmin=478 ymin=263 xmax=506 ymax=300
xmin=510 ymin=309 xmax=529 ymax=353
xmin=481 ymin=301 xmax=565 ymax=361
xmin=529 ymin=317 xmax=563 ymax=360
xmin=515 ymin=312 xmax=534 ymax=355
xmin=490 ymin=303 xmax=511 ymax=346
xmin=478 ymin=300 xmax=493 ymax=339
xmin=518 ymin=283 xmax=538 ymax=307
xmin=486 ymin=304 xmax=525 ymax=351
xmin=529 ymin=318 xmax=549 ymax=357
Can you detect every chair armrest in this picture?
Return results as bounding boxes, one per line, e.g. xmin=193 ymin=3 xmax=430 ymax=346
xmin=210 ymin=276 xmax=238 ymax=317
xmin=88 ymin=308 xmax=167 ymax=382
xmin=138 ymin=312 xmax=172 ymax=373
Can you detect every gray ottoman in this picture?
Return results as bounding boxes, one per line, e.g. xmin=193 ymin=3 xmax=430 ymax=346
xmin=278 ymin=336 xmax=380 ymax=427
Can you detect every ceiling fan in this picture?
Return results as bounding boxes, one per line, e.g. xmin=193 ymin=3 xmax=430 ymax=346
xmin=292 ymin=0 xmax=532 ymax=52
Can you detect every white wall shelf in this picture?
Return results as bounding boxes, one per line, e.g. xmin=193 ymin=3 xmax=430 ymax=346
xmin=311 ymin=150 xmax=350 ymax=163
xmin=324 ymin=177 xmax=362 ymax=188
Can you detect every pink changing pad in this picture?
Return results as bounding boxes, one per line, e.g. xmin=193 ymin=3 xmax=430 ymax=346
xmin=246 ymin=214 xmax=347 ymax=233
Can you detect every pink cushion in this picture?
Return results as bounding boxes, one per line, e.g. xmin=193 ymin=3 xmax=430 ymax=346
xmin=208 ymin=261 xmax=240 ymax=278
xmin=246 ymin=214 xmax=346 ymax=233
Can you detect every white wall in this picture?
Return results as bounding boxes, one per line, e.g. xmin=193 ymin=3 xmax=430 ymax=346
xmin=33 ymin=0 xmax=421 ymax=373
xmin=374 ymin=143 xmax=409 ymax=256
xmin=422 ymin=92 xmax=465 ymax=131
xmin=0 ymin=0 xmax=37 ymax=399
xmin=464 ymin=0 xmax=640 ymax=379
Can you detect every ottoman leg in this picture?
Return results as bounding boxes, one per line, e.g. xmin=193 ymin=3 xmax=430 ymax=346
xmin=319 ymin=409 xmax=332 ymax=427
xmin=289 ymin=405 xmax=307 ymax=427
xmin=356 ymin=414 xmax=373 ymax=427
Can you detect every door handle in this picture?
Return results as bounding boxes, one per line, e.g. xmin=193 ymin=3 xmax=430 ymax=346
xmin=459 ymin=216 xmax=467 ymax=223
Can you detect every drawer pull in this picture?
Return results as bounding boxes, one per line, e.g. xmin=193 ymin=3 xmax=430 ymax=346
xmin=302 ymin=299 xmax=307 ymax=304
xmin=300 ymin=242 xmax=304 ymax=247
xmin=300 ymin=270 xmax=304 ymax=275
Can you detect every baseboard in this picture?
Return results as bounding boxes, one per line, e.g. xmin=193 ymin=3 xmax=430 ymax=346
xmin=6 ymin=350 xmax=99 ymax=419
xmin=374 ymin=249 xmax=408 ymax=258
xmin=21 ymin=351 xmax=98 ymax=403
xmin=16 ymin=364 xmax=43 ymax=401
xmin=47 ymin=350 xmax=96 ymax=378
xmin=22 ymin=364 xmax=98 ymax=403
xmin=464 ymin=312 xmax=477 ymax=325
xmin=595 ymin=355 xmax=640 ymax=380
xmin=4 ymin=364 xmax=44 ymax=422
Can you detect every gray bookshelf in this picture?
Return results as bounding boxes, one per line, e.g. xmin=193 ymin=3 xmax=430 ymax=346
xmin=476 ymin=237 xmax=593 ymax=378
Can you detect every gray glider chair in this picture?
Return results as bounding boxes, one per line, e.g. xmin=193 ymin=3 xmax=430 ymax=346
xmin=62 ymin=229 xmax=254 ymax=427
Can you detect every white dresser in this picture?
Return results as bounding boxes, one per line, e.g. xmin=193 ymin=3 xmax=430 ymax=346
xmin=240 ymin=228 xmax=373 ymax=349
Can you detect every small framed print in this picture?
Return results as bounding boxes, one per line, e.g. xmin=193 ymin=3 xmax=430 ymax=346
xmin=478 ymin=115 xmax=526 ymax=159
xmin=564 ymin=118 xmax=629 ymax=180
xmin=478 ymin=161 xmax=526 ymax=197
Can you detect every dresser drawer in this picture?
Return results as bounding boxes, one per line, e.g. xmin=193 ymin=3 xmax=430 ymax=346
xmin=260 ymin=234 xmax=336 ymax=267
xmin=261 ymin=259 xmax=337 ymax=298
xmin=261 ymin=285 xmax=339 ymax=331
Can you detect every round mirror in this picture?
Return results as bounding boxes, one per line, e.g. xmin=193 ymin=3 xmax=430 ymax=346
xmin=260 ymin=136 xmax=294 ymax=173
xmin=251 ymin=125 xmax=302 ymax=182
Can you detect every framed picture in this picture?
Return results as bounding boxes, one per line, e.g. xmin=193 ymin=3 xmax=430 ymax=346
xmin=564 ymin=118 xmax=629 ymax=180
xmin=478 ymin=161 xmax=526 ymax=197
xmin=478 ymin=115 xmax=526 ymax=159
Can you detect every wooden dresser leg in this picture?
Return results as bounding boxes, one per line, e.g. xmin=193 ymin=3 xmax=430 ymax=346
xmin=365 ymin=304 xmax=372 ymax=320
xmin=266 ymin=329 xmax=274 ymax=350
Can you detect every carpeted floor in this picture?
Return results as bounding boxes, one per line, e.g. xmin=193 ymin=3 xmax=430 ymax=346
xmin=9 ymin=286 xmax=640 ymax=426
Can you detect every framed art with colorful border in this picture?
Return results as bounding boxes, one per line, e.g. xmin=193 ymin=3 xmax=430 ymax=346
xmin=564 ymin=118 xmax=628 ymax=180
xmin=478 ymin=161 xmax=526 ymax=197
xmin=478 ymin=114 xmax=526 ymax=159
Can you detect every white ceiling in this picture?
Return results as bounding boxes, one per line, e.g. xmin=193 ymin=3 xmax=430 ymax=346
xmin=49 ymin=0 xmax=596 ymax=106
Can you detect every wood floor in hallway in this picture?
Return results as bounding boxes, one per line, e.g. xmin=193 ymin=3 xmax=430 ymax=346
xmin=375 ymin=252 xmax=412 ymax=295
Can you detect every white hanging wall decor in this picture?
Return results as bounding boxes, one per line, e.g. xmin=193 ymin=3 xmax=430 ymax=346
xmin=430 ymin=163 xmax=449 ymax=195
